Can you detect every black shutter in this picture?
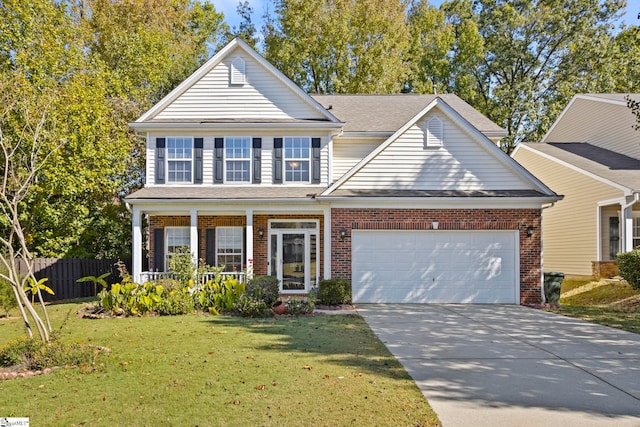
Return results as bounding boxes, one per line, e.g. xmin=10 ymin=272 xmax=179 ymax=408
xmin=194 ymin=137 xmax=203 ymax=184
xmin=273 ymin=137 xmax=283 ymax=184
xmin=153 ymin=228 xmax=164 ymax=271
xmin=214 ymin=138 xmax=224 ymax=184
xmin=155 ymin=138 xmax=166 ymax=184
xmin=311 ymin=137 xmax=321 ymax=184
xmin=205 ymin=229 xmax=215 ymax=266
xmin=252 ymin=138 xmax=262 ymax=184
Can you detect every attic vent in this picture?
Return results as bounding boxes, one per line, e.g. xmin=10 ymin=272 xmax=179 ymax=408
xmin=230 ymin=57 xmax=246 ymax=85
xmin=425 ymin=116 xmax=443 ymax=148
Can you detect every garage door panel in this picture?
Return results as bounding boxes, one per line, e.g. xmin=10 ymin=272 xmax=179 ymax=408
xmin=352 ymin=230 xmax=518 ymax=303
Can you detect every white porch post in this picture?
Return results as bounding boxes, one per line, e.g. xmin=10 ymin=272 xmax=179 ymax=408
xmin=132 ymin=206 xmax=143 ymax=283
xmin=246 ymin=209 xmax=254 ymax=278
xmin=190 ymin=209 xmax=198 ymax=263
xmin=623 ymin=201 xmax=634 ymax=253
xmin=323 ymin=206 xmax=331 ymax=280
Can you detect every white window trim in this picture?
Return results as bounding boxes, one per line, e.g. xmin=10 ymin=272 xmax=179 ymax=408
xmin=166 ymin=136 xmax=194 ymax=184
xmin=224 ymin=136 xmax=252 ymax=183
xmin=283 ymin=136 xmax=312 ymax=184
xmin=425 ymin=116 xmax=444 ymax=148
xmin=215 ymin=226 xmax=244 ymax=271
xmin=165 ymin=226 xmax=190 ymax=271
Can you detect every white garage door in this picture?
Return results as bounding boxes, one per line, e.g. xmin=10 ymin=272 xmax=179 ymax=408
xmin=352 ymin=230 xmax=518 ymax=303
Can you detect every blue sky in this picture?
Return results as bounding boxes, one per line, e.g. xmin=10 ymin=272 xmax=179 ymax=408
xmin=214 ymin=0 xmax=640 ymax=31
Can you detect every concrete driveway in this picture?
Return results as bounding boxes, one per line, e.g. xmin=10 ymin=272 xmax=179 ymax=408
xmin=357 ymin=304 xmax=640 ymax=427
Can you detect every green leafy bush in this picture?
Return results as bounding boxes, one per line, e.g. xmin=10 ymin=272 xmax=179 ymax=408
xmin=97 ymin=280 xmax=164 ymax=316
xmin=193 ymin=276 xmax=246 ymax=312
xmin=317 ymin=279 xmax=351 ymax=305
xmin=618 ymin=249 xmax=640 ymax=289
xmin=232 ymin=295 xmax=272 ymax=317
xmin=158 ymin=288 xmax=195 ymax=315
xmin=246 ymin=275 xmax=280 ymax=306
xmin=285 ymin=297 xmax=315 ymax=315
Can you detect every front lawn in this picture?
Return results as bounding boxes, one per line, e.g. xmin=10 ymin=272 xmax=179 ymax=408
xmin=550 ymin=279 xmax=640 ymax=334
xmin=0 ymin=302 xmax=440 ymax=426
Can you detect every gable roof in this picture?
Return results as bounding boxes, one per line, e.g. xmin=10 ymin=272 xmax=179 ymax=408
xmin=322 ymin=97 xmax=558 ymax=198
xmin=311 ymin=93 xmax=506 ymax=138
xmin=517 ymin=142 xmax=640 ymax=193
xmin=134 ymin=38 xmax=341 ymax=126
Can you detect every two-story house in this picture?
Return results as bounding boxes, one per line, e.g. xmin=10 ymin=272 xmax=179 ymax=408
xmin=125 ymin=38 xmax=560 ymax=304
xmin=513 ymin=94 xmax=640 ymax=278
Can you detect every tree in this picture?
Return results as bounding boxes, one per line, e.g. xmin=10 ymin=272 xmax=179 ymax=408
xmin=0 ymin=76 xmax=56 ymax=341
xmin=462 ymin=0 xmax=626 ymax=152
xmin=264 ymin=0 xmax=410 ymax=94
xmin=405 ymin=0 xmax=483 ymax=99
xmin=225 ymin=1 xmax=258 ymax=49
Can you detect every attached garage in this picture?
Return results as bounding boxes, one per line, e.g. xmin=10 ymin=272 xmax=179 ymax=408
xmin=351 ymin=230 xmax=519 ymax=303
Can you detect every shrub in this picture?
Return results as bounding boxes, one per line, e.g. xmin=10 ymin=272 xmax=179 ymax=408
xmin=158 ymin=288 xmax=195 ymax=315
xmin=97 ymin=281 xmax=163 ymax=316
xmin=194 ymin=276 xmax=246 ymax=312
xmin=317 ymin=279 xmax=351 ymax=305
xmin=232 ymin=295 xmax=272 ymax=317
xmin=285 ymin=297 xmax=315 ymax=315
xmin=618 ymin=249 xmax=640 ymax=289
xmin=246 ymin=275 xmax=280 ymax=306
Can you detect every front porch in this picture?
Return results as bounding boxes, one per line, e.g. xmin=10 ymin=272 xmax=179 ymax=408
xmin=130 ymin=205 xmax=331 ymax=294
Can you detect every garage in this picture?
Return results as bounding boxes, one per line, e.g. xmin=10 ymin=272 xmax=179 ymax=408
xmin=351 ymin=230 xmax=519 ymax=303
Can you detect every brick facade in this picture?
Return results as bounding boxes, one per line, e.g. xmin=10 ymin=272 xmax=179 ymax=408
xmin=148 ymin=214 xmax=324 ymax=278
xmin=330 ymin=208 xmax=543 ymax=305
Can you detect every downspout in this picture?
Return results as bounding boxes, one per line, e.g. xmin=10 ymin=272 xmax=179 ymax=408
xmin=539 ymin=201 xmax=557 ymax=304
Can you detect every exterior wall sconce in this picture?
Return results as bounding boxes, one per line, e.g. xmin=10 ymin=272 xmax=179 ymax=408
xmin=339 ymin=228 xmax=347 ymax=240
xmin=258 ymin=227 xmax=264 ymax=238
xmin=432 ymin=221 xmax=439 ymax=230
xmin=526 ymin=226 xmax=535 ymax=237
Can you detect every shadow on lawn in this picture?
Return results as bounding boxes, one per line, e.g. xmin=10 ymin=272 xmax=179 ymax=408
xmin=203 ymin=314 xmax=413 ymax=382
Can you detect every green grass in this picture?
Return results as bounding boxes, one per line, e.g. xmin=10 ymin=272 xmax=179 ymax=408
xmin=0 ymin=301 xmax=440 ymax=427
xmin=551 ymin=280 xmax=640 ymax=334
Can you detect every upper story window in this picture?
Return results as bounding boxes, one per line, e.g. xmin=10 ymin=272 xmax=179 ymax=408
xmin=225 ymin=136 xmax=251 ymax=182
xmin=167 ymin=137 xmax=193 ymax=182
xmin=284 ymin=137 xmax=310 ymax=182
xmin=230 ymin=57 xmax=246 ymax=85
xmin=425 ymin=117 xmax=443 ymax=148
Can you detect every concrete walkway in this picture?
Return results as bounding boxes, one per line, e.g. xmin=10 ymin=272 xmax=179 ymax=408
xmin=357 ymin=304 xmax=640 ymax=427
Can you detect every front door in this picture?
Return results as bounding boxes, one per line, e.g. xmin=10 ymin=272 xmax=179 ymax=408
xmin=268 ymin=221 xmax=319 ymax=293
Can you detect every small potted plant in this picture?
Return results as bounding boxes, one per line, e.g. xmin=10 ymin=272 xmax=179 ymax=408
xmin=272 ymin=300 xmax=286 ymax=315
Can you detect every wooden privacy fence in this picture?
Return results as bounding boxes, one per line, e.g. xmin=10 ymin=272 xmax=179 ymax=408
xmin=15 ymin=258 xmax=129 ymax=302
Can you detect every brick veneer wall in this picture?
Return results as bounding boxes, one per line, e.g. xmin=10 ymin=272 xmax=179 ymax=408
xmin=331 ymin=208 xmax=543 ymax=305
xmin=148 ymin=214 xmax=324 ymax=278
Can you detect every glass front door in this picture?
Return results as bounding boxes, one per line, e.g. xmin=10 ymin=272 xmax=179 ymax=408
xmin=268 ymin=221 xmax=319 ymax=293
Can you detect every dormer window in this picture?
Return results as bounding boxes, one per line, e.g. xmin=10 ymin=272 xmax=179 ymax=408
xmin=425 ymin=116 xmax=443 ymax=148
xmin=230 ymin=57 xmax=246 ymax=85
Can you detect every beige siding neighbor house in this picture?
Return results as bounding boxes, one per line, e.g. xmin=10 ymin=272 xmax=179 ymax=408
xmin=125 ymin=38 xmax=560 ymax=304
xmin=512 ymin=94 xmax=640 ymax=277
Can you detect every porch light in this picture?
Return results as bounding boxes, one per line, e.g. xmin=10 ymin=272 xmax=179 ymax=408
xmin=432 ymin=221 xmax=439 ymax=230
xmin=258 ymin=227 xmax=264 ymax=238
xmin=339 ymin=228 xmax=347 ymax=239
xmin=527 ymin=226 xmax=535 ymax=237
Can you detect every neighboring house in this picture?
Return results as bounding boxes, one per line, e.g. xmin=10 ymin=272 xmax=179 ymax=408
xmin=125 ymin=38 xmax=560 ymax=304
xmin=512 ymin=94 xmax=640 ymax=278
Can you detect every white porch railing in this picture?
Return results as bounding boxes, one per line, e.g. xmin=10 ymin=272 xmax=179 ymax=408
xmin=140 ymin=271 xmax=246 ymax=284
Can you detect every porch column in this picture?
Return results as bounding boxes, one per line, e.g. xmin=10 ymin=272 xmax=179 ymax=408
xmin=132 ymin=206 xmax=143 ymax=283
xmin=245 ymin=209 xmax=254 ymax=278
xmin=622 ymin=199 xmax=634 ymax=253
xmin=190 ymin=209 xmax=198 ymax=263
xmin=323 ymin=206 xmax=331 ymax=280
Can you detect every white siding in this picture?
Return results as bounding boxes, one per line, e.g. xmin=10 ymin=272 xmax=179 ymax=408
xmin=153 ymin=49 xmax=324 ymax=121
xmin=332 ymin=137 xmax=383 ymax=181
xmin=544 ymin=98 xmax=640 ymax=159
xmin=341 ymin=112 xmax=532 ymax=190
